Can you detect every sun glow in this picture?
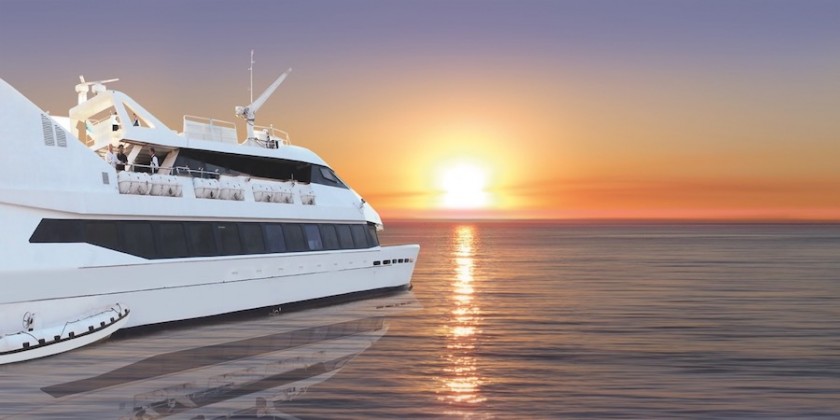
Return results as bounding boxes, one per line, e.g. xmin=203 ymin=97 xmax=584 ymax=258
xmin=438 ymin=163 xmax=490 ymax=209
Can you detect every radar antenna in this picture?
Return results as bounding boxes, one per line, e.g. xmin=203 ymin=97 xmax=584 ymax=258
xmin=75 ymin=75 xmax=119 ymax=104
xmin=234 ymin=55 xmax=291 ymax=144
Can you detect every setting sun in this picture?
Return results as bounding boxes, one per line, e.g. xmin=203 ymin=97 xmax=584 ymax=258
xmin=438 ymin=162 xmax=491 ymax=209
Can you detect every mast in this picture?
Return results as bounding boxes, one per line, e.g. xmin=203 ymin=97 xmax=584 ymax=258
xmin=249 ymin=50 xmax=255 ymax=104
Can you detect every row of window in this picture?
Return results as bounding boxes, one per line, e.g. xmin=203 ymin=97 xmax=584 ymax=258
xmin=30 ymin=219 xmax=380 ymax=260
xmin=172 ymin=148 xmax=349 ymax=189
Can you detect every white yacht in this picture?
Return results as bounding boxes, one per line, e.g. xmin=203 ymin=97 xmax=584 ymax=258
xmin=0 ymin=68 xmax=419 ymax=364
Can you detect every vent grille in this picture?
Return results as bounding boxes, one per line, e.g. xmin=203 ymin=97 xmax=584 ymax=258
xmin=41 ymin=115 xmax=55 ymax=146
xmin=55 ymin=125 xmax=67 ymax=147
xmin=102 ymin=172 xmax=109 ymax=185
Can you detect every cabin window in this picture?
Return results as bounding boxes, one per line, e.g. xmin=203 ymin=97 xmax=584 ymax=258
xmin=303 ymin=224 xmax=323 ymax=251
xmin=216 ymin=223 xmax=242 ymax=255
xmin=283 ymin=224 xmax=307 ymax=252
xmin=122 ymin=222 xmax=156 ymax=259
xmin=29 ymin=219 xmax=83 ymax=243
xmin=320 ymin=224 xmax=340 ymax=250
xmin=86 ymin=221 xmax=120 ymax=251
xmin=310 ymin=165 xmax=348 ymax=189
xmin=350 ymin=225 xmax=368 ymax=248
xmin=366 ymin=225 xmax=380 ymax=247
xmin=30 ymin=219 xmax=381 ymax=259
xmin=187 ymin=223 xmax=217 ymax=257
xmin=240 ymin=223 xmax=266 ymax=254
xmin=264 ymin=224 xmax=287 ymax=253
xmin=157 ymin=223 xmax=189 ymax=258
xmin=336 ymin=225 xmax=354 ymax=249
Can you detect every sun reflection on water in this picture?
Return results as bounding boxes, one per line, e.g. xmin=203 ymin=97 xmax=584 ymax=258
xmin=438 ymin=225 xmax=486 ymax=406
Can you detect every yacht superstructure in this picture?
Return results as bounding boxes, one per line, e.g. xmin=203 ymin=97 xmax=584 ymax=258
xmin=0 ymin=69 xmax=418 ymax=364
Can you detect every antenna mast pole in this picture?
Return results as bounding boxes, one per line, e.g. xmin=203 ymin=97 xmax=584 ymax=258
xmin=249 ymin=50 xmax=255 ymax=104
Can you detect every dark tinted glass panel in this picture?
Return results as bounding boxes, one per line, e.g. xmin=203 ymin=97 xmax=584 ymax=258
xmin=176 ymin=149 xmax=311 ymax=183
xmin=30 ymin=219 xmax=83 ymax=243
xmin=123 ymin=222 xmax=156 ymax=259
xmin=158 ymin=223 xmax=189 ymax=258
xmin=240 ymin=223 xmax=265 ymax=254
xmin=350 ymin=225 xmax=368 ymax=248
xmin=216 ymin=223 xmax=242 ymax=255
xmin=283 ymin=224 xmax=307 ymax=252
xmin=187 ymin=223 xmax=217 ymax=257
xmin=86 ymin=221 xmax=120 ymax=250
xmin=366 ymin=225 xmax=380 ymax=247
xmin=336 ymin=225 xmax=354 ymax=249
xmin=320 ymin=224 xmax=340 ymax=250
xmin=264 ymin=224 xmax=286 ymax=253
xmin=303 ymin=224 xmax=323 ymax=250
xmin=310 ymin=165 xmax=348 ymax=189
xmin=320 ymin=167 xmax=338 ymax=183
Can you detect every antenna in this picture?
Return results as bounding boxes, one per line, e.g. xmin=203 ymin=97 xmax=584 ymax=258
xmin=234 ymin=67 xmax=292 ymax=143
xmin=249 ymin=50 xmax=254 ymax=104
xmin=75 ymin=75 xmax=119 ymax=104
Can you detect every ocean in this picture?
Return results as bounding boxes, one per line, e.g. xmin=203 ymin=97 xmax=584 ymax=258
xmin=2 ymin=221 xmax=839 ymax=418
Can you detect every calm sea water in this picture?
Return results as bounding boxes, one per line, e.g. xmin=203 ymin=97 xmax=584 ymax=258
xmin=2 ymin=222 xmax=840 ymax=418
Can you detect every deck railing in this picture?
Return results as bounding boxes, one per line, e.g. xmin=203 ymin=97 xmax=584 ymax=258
xmin=253 ymin=125 xmax=292 ymax=146
xmin=183 ymin=115 xmax=238 ymax=144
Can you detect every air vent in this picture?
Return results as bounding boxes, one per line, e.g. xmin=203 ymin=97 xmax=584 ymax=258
xmin=41 ymin=115 xmax=55 ymax=146
xmin=102 ymin=172 xmax=109 ymax=185
xmin=54 ymin=125 xmax=67 ymax=147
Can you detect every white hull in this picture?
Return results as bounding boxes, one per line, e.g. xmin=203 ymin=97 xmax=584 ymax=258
xmin=0 ymin=243 xmax=417 ymax=332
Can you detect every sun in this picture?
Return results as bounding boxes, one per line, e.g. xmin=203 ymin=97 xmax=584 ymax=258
xmin=438 ymin=162 xmax=490 ymax=209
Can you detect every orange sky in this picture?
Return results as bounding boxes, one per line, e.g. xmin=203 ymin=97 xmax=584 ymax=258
xmin=3 ymin=1 xmax=839 ymax=221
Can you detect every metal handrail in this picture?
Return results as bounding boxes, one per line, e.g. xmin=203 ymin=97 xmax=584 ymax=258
xmin=183 ymin=115 xmax=238 ymax=143
xmin=120 ymin=163 xmax=221 ymax=179
xmin=253 ymin=125 xmax=292 ymax=145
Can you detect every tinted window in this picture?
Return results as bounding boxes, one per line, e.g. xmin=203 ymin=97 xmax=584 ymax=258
xmin=86 ymin=221 xmax=120 ymax=251
xmin=303 ymin=224 xmax=323 ymax=250
xmin=240 ymin=223 xmax=266 ymax=254
xmin=123 ymin=222 xmax=156 ymax=259
xmin=310 ymin=165 xmax=348 ymax=188
xmin=30 ymin=219 xmax=83 ymax=243
xmin=216 ymin=223 xmax=241 ymax=255
xmin=158 ymin=223 xmax=189 ymax=258
xmin=187 ymin=223 xmax=217 ymax=257
xmin=366 ymin=225 xmax=380 ymax=247
xmin=350 ymin=225 xmax=368 ymax=248
xmin=336 ymin=225 xmax=354 ymax=249
xmin=264 ymin=224 xmax=286 ymax=253
xmin=283 ymin=224 xmax=307 ymax=252
xmin=320 ymin=224 xmax=340 ymax=250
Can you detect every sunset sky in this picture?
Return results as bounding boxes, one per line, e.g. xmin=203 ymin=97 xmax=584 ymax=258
xmin=1 ymin=0 xmax=839 ymax=220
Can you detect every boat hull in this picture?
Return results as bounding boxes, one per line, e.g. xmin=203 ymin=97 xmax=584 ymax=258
xmin=0 ymin=244 xmax=418 ymax=333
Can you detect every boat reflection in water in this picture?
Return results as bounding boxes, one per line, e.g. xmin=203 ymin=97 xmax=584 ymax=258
xmin=0 ymin=291 xmax=419 ymax=419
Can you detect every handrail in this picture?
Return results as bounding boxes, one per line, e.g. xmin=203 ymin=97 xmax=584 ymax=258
xmin=253 ymin=124 xmax=292 ymax=145
xmin=182 ymin=115 xmax=238 ymax=143
xmin=174 ymin=166 xmax=221 ymax=179
xmin=120 ymin=163 xmax=220 ymax=179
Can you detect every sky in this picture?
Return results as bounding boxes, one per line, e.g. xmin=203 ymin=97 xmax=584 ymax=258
xmin=1 ymin=0 xmax=839 ymax=220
